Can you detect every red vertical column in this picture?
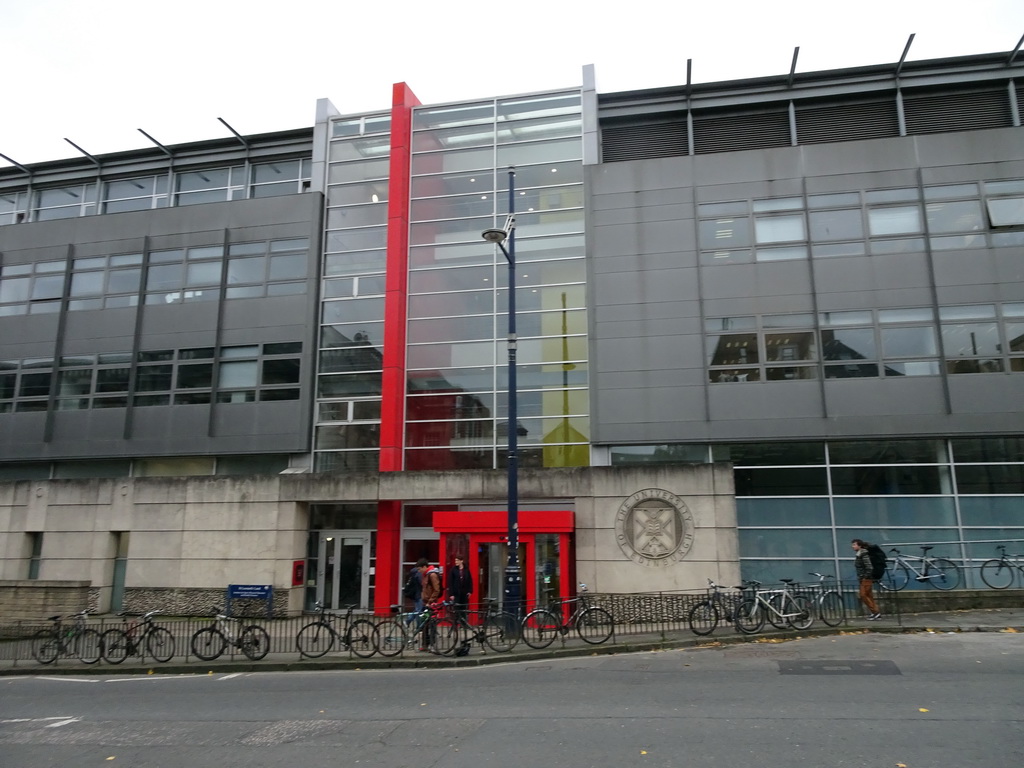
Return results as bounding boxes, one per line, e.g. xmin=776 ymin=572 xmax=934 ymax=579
xmin=375 ymin=82 xmax=420 ymax=615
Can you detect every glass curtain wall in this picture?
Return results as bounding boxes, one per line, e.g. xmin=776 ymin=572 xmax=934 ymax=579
xmin=404 ymin=92 xmax=590 ymax=470
xmin=314 ymin=115 xmax=392 ymax=472
xmin=610 ymin=438 xmax=1024 ymax=586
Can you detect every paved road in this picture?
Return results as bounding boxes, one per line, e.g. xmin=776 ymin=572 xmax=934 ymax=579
xmin=2 ymin=631 xmax=1021 ymax=768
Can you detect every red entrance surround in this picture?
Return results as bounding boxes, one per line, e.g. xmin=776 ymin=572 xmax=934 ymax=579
xmin=433 ymin=510 xmax=575 ymax=610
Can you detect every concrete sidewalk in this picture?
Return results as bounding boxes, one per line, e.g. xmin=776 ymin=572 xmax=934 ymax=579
xmin=3 ymin=605 xmax=1021 ymax=677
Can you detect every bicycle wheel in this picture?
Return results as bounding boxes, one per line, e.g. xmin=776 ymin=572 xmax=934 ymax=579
xmin=766 ymin=594 xmax=788 ymax=629
xmin=734 ymin=598 xmax=765 ymax=634
xmin=482 ymin=613 xmax=519 ymax=653
xmin=878 ymin=562 xmax=910 ymax=591
xmin=296 ymin=621 xmax=336 ymax=658
xmin=31 ymin=629 xmax=60 ymax=664
xmin=787 ymin=595 xmax=815 ymax=631
xmin=927 ymin=558 xmax=961 ymax=590
xmin=145 ymin=626 xmax=175 ymax=662
xmin=427 ymin=616 xmax=462 ymax=656
xmin=577 ymin=607 xmax=614 ymax=644
xmin=373 ymin=619 xmax=407 ymax=657
xmin=687 ymin=601 xmax=720 ymax=636
xmin=100 ymin=628 xmax=131 ymax=664
xmin=345 ymin=619 xmax=377 ymax=659
xmin=980 ymin=558 xmax=1014 ymax=589
xmin=190 ymin=627 xmax=226 ymax=661
xmin=521 ymin=609 xmax=559 ymax=649
xmin=240 ymin=625 xmax=270 ymax=661
xmin=817 ymin=591 xmax=845 ymax=627
xmin=72 ymin=629 xmax=102 ymax=664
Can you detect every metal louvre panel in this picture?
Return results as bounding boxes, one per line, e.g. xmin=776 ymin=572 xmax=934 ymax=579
xmin=692 ymin=109 xmax=790 ymax=155
xmin=796 ymin=99 xmax=899 ymax=144
xmin=601 ymin=121 xmax=687 ymax=162
xmin=903 ymin=87 xmax=1012 ymax=135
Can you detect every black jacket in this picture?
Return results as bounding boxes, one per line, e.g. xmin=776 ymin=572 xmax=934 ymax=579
xmin=447 ymin=565 xmax=473 ymax=602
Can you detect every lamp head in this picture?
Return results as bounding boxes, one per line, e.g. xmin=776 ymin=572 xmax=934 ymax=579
xmin=481 ymin=228 xmax=507 ymax=244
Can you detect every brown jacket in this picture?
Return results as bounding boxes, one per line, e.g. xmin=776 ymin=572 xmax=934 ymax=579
xmin=422 ymin=567 xmax=443 ymax=604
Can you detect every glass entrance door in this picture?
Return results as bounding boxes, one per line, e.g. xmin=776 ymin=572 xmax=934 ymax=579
xmin=317 ymin=532 xmax=371 ymax=610
xmin=477 ymin=538 xmax=531 ymax=611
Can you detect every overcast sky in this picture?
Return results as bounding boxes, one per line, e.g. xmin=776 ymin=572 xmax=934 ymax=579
xmin=2 ymin=0 xmax=1023 ymax=167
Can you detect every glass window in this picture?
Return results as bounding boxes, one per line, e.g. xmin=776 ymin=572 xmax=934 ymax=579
xmin=136 ymin=365 xmax=172 ymax=391
xmin=734 ymin=467 xmax=828 ymax=495
xmin=707 ymin=333 xmax=759 ymax=366
xmin=924 ymin=183 xmax=979 ymax=200
xmin=955 ymin=465 xmax=1024 ymax=494
xmin=177 ymin=364 xmax=212 ymax=389
xmin=755 ymin=215 xmax=805 ymax=243
xmin=809 ymin=209 xmax=863 ymax=241
xmin=227 ymin=256 xmax=265 ymax=285
xmin=926 ymin=200 xmax=983 ymax=233
xmin=328 ymin=181 xmax=389 ymax=207
xmin=20 ymin=372 xmax=52 ymax=397
xmin=328 ymin=158 xmax=391 ymax=185
xmin=951 ymin=437 xmax=1024 ymax=463
xmin=262 ymin=359 xmax=301 ymax=385
xmin=868 ymin=206 xmax=922 ymax=236
xmin=822 ymin=328 xmax=876 ymax=360
xmin=880 ymin=327 xmax=937 ymax=358
xmin=219 ymin=360 xmax=258 ymax=388
xmin=830 ymin=440 xmax=947 ymax=464
xmin=715 ymin=442 xmax=825 ymax=465
xmin=96 ymin=367 xmax=130 ymax=392
xmin=865 ymin=188 xmax=919 ymax=204
xmin=737 ymin=497 xmax=831 ymax=526
xmin=941 ymin=322 xmax=1000 ymax=357
xmin=764 ymin=332 xmax=816 ymax=362
xmin=497 ymin=93 xmax=580 ymax=122
xmin=269 ymin=253 xmax=307 ymax=281
xmin=831 ymin=465 xmax=950 ymax=494
xmin=833 ymin=497 xmax=956 ymax=526
xmin=986 ymin=196 xmax=1024 ymax=227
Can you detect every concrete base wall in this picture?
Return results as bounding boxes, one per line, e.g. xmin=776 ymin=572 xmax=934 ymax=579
xmin=0 ymin=580 xmax=91 ymax=621
xmin=0 ymin=465 xmax=739 ymax=615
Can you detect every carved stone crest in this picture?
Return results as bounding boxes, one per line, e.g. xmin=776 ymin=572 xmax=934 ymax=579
xmin=615 ymin=488 xmax=694 ymax=567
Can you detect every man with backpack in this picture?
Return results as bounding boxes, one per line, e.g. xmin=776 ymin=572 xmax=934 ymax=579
xmin=851 ymin=538 xmax=885 ymax=620
xmin=403 ymin=558 xmax=428 ymax=624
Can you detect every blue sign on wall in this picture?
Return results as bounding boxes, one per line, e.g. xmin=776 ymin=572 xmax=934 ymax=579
xmin=227 ymin=584 xmax=272 ymax=599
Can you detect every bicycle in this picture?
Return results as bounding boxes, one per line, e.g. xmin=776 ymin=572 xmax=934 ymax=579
xmin=372 ymin=606 xmax=423 ymax=658
xmin=879 ymin=546 xmax=961 ymax=591
xmin=979 ymin=545 xmax=1024 ymax=589
xmin=427 ymin=599 xmax=521 ymax=656
xmin=31 ymin=611 xmax=102 ymax=665
xmin=733 ymin=579 xmax=814 ymax=634
xmin=806 ymin=572 xmax=845 ymax=627
xmin=687 ymin=579 xmax=745 ymax=636
xmin=520 ymin=584 xmax=614 ymax=649
xmin=101 ymin=610 xmax=176 ymax=664
xmin=190 ymin=607 xmax=271 ymax=661
xmin=295 ymin=601 xmax=376 ymax=659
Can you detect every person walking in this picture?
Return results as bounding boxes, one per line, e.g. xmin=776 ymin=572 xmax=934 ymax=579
xmin=447 ymin=555 xmax=473 ymax=616
xmin=851 ymin=538 xmax=882 ymax=620
xmin=419 ymin=562 xmax=444 ymax=651
xmin=404 ymin=558 xmax=428 ymax=626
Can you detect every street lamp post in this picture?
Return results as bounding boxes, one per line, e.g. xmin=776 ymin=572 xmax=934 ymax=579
xmin=482 ymin=167 xmax=521 ymax=617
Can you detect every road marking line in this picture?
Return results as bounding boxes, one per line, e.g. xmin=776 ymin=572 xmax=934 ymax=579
xmin=220 ymin=672 xmax=243 ymax=680
xmin=45 ymin=718 xmax=81 ymax=728
xmin=2 ymin=717 xmax=75 ymax=723
xmin=35 ymin=677 xmax=96 ymax=683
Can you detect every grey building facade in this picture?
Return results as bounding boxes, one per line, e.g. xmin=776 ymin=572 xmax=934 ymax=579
xmin=1 ymin=49 xmax=1022 ymax=614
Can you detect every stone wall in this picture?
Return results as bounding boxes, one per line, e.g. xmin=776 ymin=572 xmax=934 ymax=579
xmin=0 ymin=580 xmax=91 ymax=621
xmin=122 ymin=586 xmax=297 ymax=618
